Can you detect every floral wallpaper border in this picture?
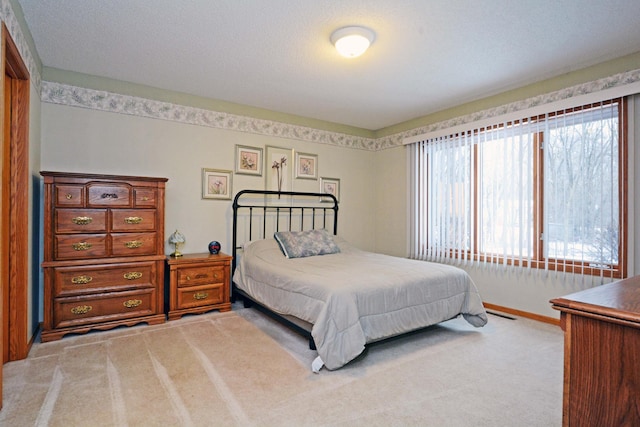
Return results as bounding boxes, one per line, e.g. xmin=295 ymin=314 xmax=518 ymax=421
xmin=40 ymin=81 xmax=380 ymax=151
xmin=379 ymin=67 xmax=640 ymax=150
xmin=42 ymin=67 xmax=640 ymax=152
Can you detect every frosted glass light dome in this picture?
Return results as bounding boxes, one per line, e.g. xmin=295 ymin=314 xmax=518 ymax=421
xmin=330 ymin=26 xmax=375 ymax=58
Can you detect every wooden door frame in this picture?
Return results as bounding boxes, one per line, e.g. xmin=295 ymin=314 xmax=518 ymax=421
xmin=1 ymin=22 xmax=30 ymax=370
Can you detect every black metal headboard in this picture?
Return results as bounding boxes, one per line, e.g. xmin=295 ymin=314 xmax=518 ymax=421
xmin=232 ymin=189 xmax=339 ymax=274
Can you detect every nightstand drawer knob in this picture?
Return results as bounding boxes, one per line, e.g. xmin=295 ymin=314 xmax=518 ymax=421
xmin=124 ymin=216 xmax=143 ymax=224
xmin=72 ymin=216 xmax=93 ymax=225
xmin=124 ymin=240 xmax=143 ymax=249
xmin=193 ymin=292 xmax=209 ymax=300
xmin=123 ymin=272 xmax=143 ymax=280
xmin=73 ymin=242 xmax=92 ymax=251
xmin=71 ymin=305 xmax=92 ymax=315
xmin=123 ymin=299 xmax=142 ymax=308
xmin=71 ymin=275 xmax=93 ymax=285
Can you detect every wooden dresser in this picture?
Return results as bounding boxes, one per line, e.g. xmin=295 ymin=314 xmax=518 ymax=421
xmin=41 ymin=171 xmax=168 ymax=342
xmin=551 ymin=277 xmax=640 ymax=426
xmin=166 ymin=252 xmax=232 ymax=320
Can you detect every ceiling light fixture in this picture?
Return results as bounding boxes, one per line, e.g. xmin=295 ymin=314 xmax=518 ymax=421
xmin=330 ymin=26 xmax=375 ymax=58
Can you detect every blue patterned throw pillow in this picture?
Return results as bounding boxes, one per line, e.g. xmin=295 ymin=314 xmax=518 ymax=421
xmin=274 ymin=229 xmax=341 ymax=259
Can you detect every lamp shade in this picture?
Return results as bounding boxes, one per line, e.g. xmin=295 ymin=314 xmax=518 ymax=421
xmin=330 ymin=26 xmax=375 ymax=58
xmin=168 ymin=229 xmax=185 ymax=244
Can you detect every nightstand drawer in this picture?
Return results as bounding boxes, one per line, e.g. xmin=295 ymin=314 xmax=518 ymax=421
xmin=177 ymin=265 xmax=225 ymax=287
xmin=53 ymin=262 xmax=155 ymax=297
xmin=176 ymin=283 xmax=225 ymax=309
xmin=53 ymin=288 xmax=156 ymax=329
xmin=55 ymin=209 xmax=107 ymax=233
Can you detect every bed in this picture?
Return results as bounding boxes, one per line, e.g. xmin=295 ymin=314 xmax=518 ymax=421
xmin=232 ymin=189 xmax=488 ymax=372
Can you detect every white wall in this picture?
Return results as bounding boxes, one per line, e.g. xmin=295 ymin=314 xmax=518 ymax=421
xmin=40 ymin=103 xmax=377 ymax=258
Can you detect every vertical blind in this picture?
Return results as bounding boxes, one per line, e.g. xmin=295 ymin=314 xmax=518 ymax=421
xmin=409 ymin=98 xmax=626 ymax=280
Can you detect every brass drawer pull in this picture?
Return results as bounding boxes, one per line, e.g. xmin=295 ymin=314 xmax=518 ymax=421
xmin=123 ymin=299 xmax=142 ymax=308
xmin=101 ymin=193 xmax=119 ymax=199
xmin=185 ymin=273 xmax=207 ymax=281
xmin=124 ymin=240 xmax=143 ymax=249
xmin=193 ymin=292 xmax=209 ymax=300
xmin=72 ymin=216 xmax=93 ymax=225
xmin=71 ymin=275 xmax=92 ymax=285
xmin=124 ymin=216 xmax=143 ymax=224
xmin=73 ymin=242 xmax=92 ymax=251
xmin=71 ymin=305 xmax=92 ymax=315
xmin=123 ymin=272 xmax=143 ymax=280
xmin=65 ymin=193 xmax=73 ymax=200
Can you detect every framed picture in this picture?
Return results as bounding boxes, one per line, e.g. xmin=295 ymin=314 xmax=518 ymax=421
xmin=235 ymin=145 xmax=263 ymax=176
xmin=295 ymin=152 xmax=318 ymax=180
xmin=202 ymin=168 xmax=232 ymax=200
xmin=265 ymin=145 xmax=294 ymax=194
xmin=320 ymin=177 xmax=340 ymax=202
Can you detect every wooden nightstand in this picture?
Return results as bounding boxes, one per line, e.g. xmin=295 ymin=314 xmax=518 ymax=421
xmin=166 ymin=252 xmax=232 ymax=320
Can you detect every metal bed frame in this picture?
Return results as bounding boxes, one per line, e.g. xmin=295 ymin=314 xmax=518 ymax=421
xmin=231 ymin=189 xmax=339 ymax=349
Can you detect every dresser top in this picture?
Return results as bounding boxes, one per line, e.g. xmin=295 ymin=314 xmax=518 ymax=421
xmin=551 ymin=275 xmax=640 ymax=324
xmin=41 ymin=171 xmax=168 ymax=183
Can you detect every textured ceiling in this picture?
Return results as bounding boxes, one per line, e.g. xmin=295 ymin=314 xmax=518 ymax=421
xmin=16 ymin=0 xmax=640 ymax=130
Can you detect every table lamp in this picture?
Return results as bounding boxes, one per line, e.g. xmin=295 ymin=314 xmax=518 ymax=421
xmin=168 ymin=229 xmax=185 ymax=257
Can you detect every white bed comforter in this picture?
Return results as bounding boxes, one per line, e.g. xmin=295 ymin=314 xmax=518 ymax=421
xmin=233 ymin=237 xmax=488 ymax=370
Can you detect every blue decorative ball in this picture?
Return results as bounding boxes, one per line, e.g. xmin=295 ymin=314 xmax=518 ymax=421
xmin=208 ymin=241 xmax=221 ymax=255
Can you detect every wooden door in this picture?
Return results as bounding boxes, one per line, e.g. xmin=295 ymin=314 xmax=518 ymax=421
xmin=0 ymin=23 xmax=31 ymax=407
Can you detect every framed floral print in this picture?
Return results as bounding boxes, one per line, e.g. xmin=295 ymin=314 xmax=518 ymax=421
xmin=265 ymin=146 xmax=293 ymax=194
xmin=295 ymin=152 xmax=318 ymax=180
xmin=202 ymin=168 xmax=232 ymax=200
xmin=320 ymin=177 xmax=340 ymax=202
xmin=235 ymin=145 xmax=263 ymax=176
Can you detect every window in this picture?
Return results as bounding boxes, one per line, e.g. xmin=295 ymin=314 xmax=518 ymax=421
xmin=410 ymin=98 xmax=627 ymax=278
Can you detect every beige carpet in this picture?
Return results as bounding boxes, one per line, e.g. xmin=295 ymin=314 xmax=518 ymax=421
xmin=1 ymin=304 xmax=564 ymax=426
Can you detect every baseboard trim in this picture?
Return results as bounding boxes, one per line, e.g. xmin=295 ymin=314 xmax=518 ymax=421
xmin=483 ymin=303 xmax=560 ymax=327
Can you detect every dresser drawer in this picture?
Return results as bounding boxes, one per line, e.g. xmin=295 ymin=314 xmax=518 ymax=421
xmin=55 ymin=185 xmax=85 ymax=207
xmin=111 ymin=209 xmax=156 ymax=232
xmin=134 ymin=188 xmax=158 ymax=207
xmin=177 ymin=265 xmax=225 ymax=287
xmin=87 ymin=184 xmax=131 ymax=207
xmin=53 ymin=262 xmax=155 ymax=297
xmin=176 ymin=283 xmax=225 ymax=309
xmin=52 ymin=289 xmax=156 ymax=329
xmin=55 ymin=234 xmax=108 ymax=260
xmin=111 ymin=232 xmax=157 ymax=256
xmin=55 ymin=209 xmax=107 ymax=233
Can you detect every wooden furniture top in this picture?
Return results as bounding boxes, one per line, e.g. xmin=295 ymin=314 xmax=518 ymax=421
xmin=550 ymin=275 xmax=640 ymax=327
xmin=41 ymin=171 xmax=168 ymax=183
xmin=167 ymin=252 xmax=232 ymax=265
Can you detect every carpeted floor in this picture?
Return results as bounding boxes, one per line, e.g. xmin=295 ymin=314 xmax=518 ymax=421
xmin=1 ymin=304 xmax=564 ymax=426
